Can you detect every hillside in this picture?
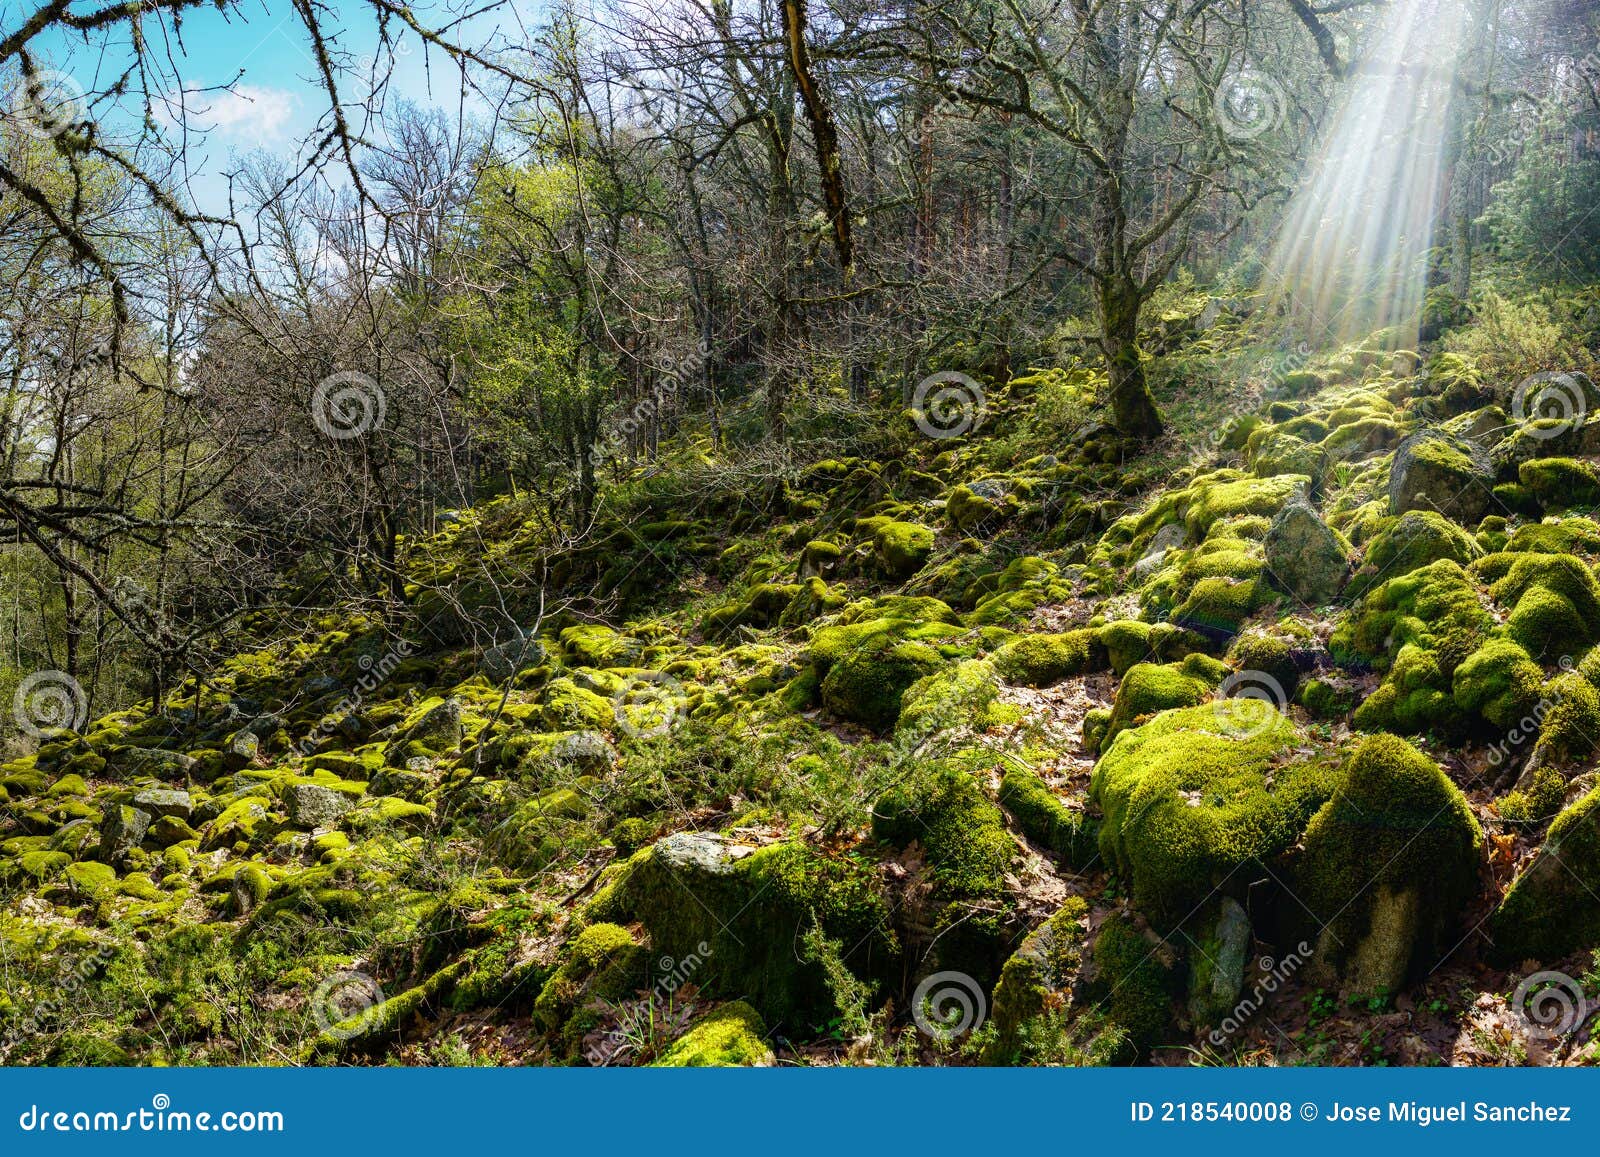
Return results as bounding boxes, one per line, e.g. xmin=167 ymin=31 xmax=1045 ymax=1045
xmin=5 ymin=291 xmax=1600 ymax=1067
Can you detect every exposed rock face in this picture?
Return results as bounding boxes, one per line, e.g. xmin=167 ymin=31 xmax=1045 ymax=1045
xmin=1263 ymin=500 xmax=1351 ymax=605
xmin=286 ymin=783 xmax=353 ymax=828
xmin=1388 ymin=430 xmax=1494 ymax=523
xmin=99 ymin=805 xmax=151 ymax=863
xmin=131 ymin=788 xmax=192 ymax=819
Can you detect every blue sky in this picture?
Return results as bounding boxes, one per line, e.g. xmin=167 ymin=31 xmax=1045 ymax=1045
xmin=18 ymin=1 xmax=541 ymax=205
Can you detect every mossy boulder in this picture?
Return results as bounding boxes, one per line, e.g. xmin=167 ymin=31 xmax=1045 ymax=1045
xmin=1353 ymin=510 xmax=1483 ymax=595
xmin=588 ymin=834 xmax=896 ymax=1030
xmin=534 ymin=923 xmax=648 ymax=1055
xmin=874 ymin=763 xmax=1017 ymax=982
xmin=984 ymin=898 xmax=1089 ymax=1064
xmin=1090 ymin=701 xmax=1339 ymax=927
xmin=1452 ymin=636 xmax=1544 ymax=731
xmin=1089 ymin=913 xmax=1177 ymax=1056
xmin=873 ymin=521 xmax=936 ymax=579
xmin=1518 ymin=457 xmax=1600 ymax=508
xmin=1293 ymin=735 xmax=1483 ymax=994
xmin=991 ymin=630 xmax=1107 ymax=687
xmin=1388 ymin=430 xmax=1494 ymax=524
xmin=1490 ymin=786 xmax=1600 ymax=962
xmin=1103 ymin=656 xmax=1224 ymax=745
xmin=820 ymin=637 xmax=946 ymax=730
xmin=651 ymin=1001 xmax=774 ymax=1067
xmin=998 ymin=764 xmax=1099 ymax=869
xmin=1263 ymin=501 xmax=1352 ymax=606
xmin=1487 ymin=553 xmax=1600 ymax=662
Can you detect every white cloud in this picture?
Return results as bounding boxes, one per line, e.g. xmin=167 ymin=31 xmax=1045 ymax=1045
xmin=184 ymin=85 xmax=297 ymax=146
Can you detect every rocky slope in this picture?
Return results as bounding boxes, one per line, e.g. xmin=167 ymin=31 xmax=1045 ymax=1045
xmin=4 ymin=297 xmax=1600 ymax=1066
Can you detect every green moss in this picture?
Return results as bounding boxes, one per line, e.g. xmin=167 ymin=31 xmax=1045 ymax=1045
xmin=533 ymin=923 xmax=647 ymax=1049
xmin=1103 ymin=660 xmax=1220 ymax=745
xmin=1090 ymin=914 xmax=1176 ymax=1055
xmin=588 ymin=836 xmax=895 ymax=1030
xmin=651 ymin=1001 xmax=773 ymax=1067
xmin=984 ymin=898 xmax=1089 ymax=1063
xmin=820 ymin=637 xmax=946 ymax=730
xmin=1294 ymin=735 xmax=1483 ymax=993
xmin=1487 ymin=553 xmax=1600 ymax=648
xmin=1496 ymin=766 xmax=1568 ymax=826
xmin=1518 ymin=457 xmax=1600 ymax=508
xmin=1331 ymin=559 xmax=1490 ymax=671
xmin=1170 ymin=575 xmax=1268 ymax=639
xmin=873 ymin=521 xmax=936 ymax=579
xmin=559 ymin=624 xmax=635 ymax=668
xmin=1100 ymin=620 xmax=1153 ymax=675
xmin=1352 ymin=511 xmax=1483 ymax=595
xmin=1225 ymin=628 xmax=1302 ymax=700
xmin=1090 ymin=701 xmax=1339 ymax=926
xmin=1506 ymin=518 xmax=1600 ymax=556
xmin=1531 ymin=671 xmax=1600 ymax=766
xmin=896 ymin=659 xmax=1014 ymax=742
xmin=991 ymin=629 xmax=1107 ymax=687
xmin=538 ymin=678 xmax=615 ymax=731
xmin=1490 ymin=786 xmax=1600 ymax=961
xmin=1082 ymin=708 xmax=1112 ymax=755
xmin=998 ymin=765 xmax=1099 ymax=869
xmin=874 ymin=764 xmax=1013 ymax=900
xmin=1452 ymin=635 xmax=1545 ymax=730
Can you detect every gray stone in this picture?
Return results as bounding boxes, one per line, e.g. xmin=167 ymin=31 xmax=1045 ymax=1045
xmin=99 ymin=804 xmax=151 ymax=862
xmin=103 ymin=746 xmax=197 ymax=780
xmin=1263 ymin=501 xmax=1351 ymax=606
xmin=1187 ymin=897 xmax=1252 ymax=1028
xmin=1388 ymin=430 xmax=1494 ymax=523
xmin=131 ymin=789 xmax=192 ymax=820
xmin=480 ymin=631 xmax=542 ymax=683
xmin=285 ymin=783 xmax=353 ymax=828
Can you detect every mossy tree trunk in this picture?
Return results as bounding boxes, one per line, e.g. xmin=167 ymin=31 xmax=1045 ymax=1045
xmin=1099 ymin=275 xmax=1163 ymax=441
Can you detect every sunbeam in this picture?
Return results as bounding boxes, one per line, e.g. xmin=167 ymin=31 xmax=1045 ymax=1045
xmin=1267 ymin=0 xmax=1473 ymax=347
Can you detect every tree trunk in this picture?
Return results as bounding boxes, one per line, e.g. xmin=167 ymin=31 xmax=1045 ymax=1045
xmin=1100 ymin=277 xmax=1163 ymax=440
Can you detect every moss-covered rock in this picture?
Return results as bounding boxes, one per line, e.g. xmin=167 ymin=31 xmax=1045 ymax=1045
xmin=983 ymin=898 xmax=1089 ymax=1064
xmin=1293 ymin=735 xmax=1483 ymax=994
xmin=534 ymin=923 xmax=648 ymax=1053
xmin=1518 ymin=457 xmax=1600 ymax=508
xmin=1103 ymin=656 xmax=1223 ymax=745
xmin=1091 ymin=701 xmax=1339 ymax=926
xmin=1388 ymin=430 xmax=1494 ymax=524
xmin=1452 ymin=635 xmax=1544 ymax=731
xmin=820 ymin=637 xmax=946 ymax=730
xmin=991 ymin=630 xmax=1107 ymax=687
xmin=1088 ymin=913 xmax=1177 ymax=1056
xmin=1490 ymin=786 xmax=1600 ymax=962
xmin=588 ymin=834 xmax=896 ymax=1030
xmin=651 ymin=1001 xmax=774 ymax=1067
xmin=1263 ymin=500 xmax=1352 ymax=606
xmin=873 ymin=520 xmax=936 ymax=579
xmin=1353 ymin=510 xmax=1483 ymax=595
xmin=998 ymin=764 xmax=1099 ymax=869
